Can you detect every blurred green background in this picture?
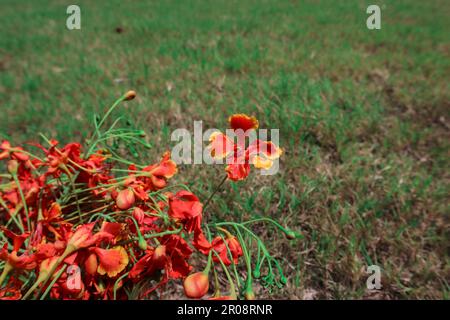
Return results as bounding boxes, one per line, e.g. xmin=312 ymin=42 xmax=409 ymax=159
xmin=0 ymin=0 xmax=449 ymax=298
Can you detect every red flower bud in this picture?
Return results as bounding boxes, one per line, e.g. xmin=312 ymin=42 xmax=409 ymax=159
xmin=84 ymin=253 xmax=98 ymax=275
xmin=7 ymin=160 xmax=18 ymax=175
xmin=183 ymin=272 xmax=209 ymax=299
xmin=116 ymin=189 xmax=135 ymax=210
xmin=132 ymin=207 xmax=145 ymax=224
xmin=124 ymin=90 xmax=136 ymax=101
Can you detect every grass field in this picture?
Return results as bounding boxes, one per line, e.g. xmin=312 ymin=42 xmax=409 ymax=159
xmin=0 ymin=0 xmax=449 ymax=299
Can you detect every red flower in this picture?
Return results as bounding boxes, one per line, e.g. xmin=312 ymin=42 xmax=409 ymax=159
xmin=211 ymin=236 xmax=243 ymax=266
xmin=42 ymin=140 xmax=84 ymax=176
xmin=130 ymin=235 xmax=193 ymax=282
xmin=168 ymin=191 xmax=203 ymax=234
xmin=208 ymin=132 xmax=235 ymax=160
xmin=207 ymin=114 xmax=282 ymax=181
xmin=228 ymin=114 xmax=259 ymax=132
xmin=0 ymin=141 xmax=29 ymax=161
xmin=0 ymin=229 xmax=36 ymax=270
xmin=129 ymin=245 xmax=166 ymax=279
xmin=132 ymin=207 xmax=145 ymax=224
xmin=65 ymin=222 xmax=119 ymax=251
xmin=142 ymin=151 xmax=177 ymax=190
xmin=161 ymin=234 xmax=193 ymax=279
xmin=224 ymin=151 xmax=250 ymax=181
xmin=168 ymin=191 xmax=211 ymax=254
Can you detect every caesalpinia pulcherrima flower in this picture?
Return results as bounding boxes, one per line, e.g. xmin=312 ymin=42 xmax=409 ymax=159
xmin=0 ymin=92 xmax=297 ymax=300
xmin=208 ymin=113 xmax=283 ymax=181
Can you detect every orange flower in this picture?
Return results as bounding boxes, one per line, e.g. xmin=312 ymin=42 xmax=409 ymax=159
xmin=0 ymin=140 xmax=29 ymax=161
xmin=207 ymin=115 xmax=282 ymax=181
xmin=143 ymin=151 xmax=177 ymax=189
xmin=65 ymin=222 xmax=117 ymax=251
xmin=247 ymin=139 xmax=282 ymax=170
xmin=228 ymin=114 xmax=259 ymax=132
xmin=225 ymin=151 xmax=251 ymax=181
xmin=208 ymin=132 xmax=235 ymax=159
xmin=183 ymin=272 xmax=209 ymax=299
xmin=93 ymin=246 xmax=129 ymax=278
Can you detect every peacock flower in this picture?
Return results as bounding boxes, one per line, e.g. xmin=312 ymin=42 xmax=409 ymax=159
xmin=207 ymin=114 xmax=282 ymax=181
xmin=211 ymin=235 xmax=243 ymax=266
xmin=65 ymin=222 xmax=118 ymax=252
xmin=168 ymin=190 xmax=203 ymax=234
xmin=228 ymin=114 xmax=259 ymax=131
xmin=93 ymin=246 xmax=129 ymax=278
xmin=0 ymin=140 xmax=29 ymax=161
xmin=208 ymin=132 xmax=235 ymax=159
xmin=142 ymin=151 xmax=178 ymax=189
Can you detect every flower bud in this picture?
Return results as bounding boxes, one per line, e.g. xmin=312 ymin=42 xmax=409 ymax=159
xmin=124 ymin=90 xmax=136 ymax=101
xmin=153 ymin=245 xmax=166 ymax=269
xmin=7 ymin=160 xmax=18 ymax=175
xmin=116 ymin=189 xmax=135 ymax=210
xmin=84 ymin=253 xmax=98 ymax=275
xmin=132 ymin=207 xmax=145 ymax=224
xmin=183 ymin=272 xmax=209 ymax=299
xmin=285 ymin=229 xmax=301 ymax=240
xmin=138 ymin=236 xmax=147 ymax=251
xmin=153 ymin=245 xmax=166 ymax=261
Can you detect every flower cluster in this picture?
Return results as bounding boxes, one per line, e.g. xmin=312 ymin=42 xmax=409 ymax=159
xmin=0 ymin=92 xmax=298 ymax=300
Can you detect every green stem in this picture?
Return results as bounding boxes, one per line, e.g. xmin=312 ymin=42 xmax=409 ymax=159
xmin=12 ymin=174 xmax=31 ymax=232
xmin=113 ymin=271 xmax=129 ymax=300
xmin=39 ymin=264 xmax=67 ymax=300
xmin=203 ymin=175 xmax=227 ymax=219
xmin=117 ymin=228 xmax=182 ymax=246
xmin=22 ymin=246 xmax=74 ymax=300
xmin=0 ymin=263 xmax=13 ymax=287
xmin=234 ymin=227 xmax=252 ymax=289
xmin=212 ymin=250 xmax=237 ymax=299
xmin=86 ymin=93 xmax=128 ymax=156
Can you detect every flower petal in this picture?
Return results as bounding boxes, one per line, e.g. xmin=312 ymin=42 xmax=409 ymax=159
xmin=229 ymin=114 xmax=259 ymax=131
xmin=95 ymin=246 xmax=129 ymax=278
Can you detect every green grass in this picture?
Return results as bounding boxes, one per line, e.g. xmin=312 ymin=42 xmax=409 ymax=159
xmin=1 ymin=0 xmax=449 ymax=299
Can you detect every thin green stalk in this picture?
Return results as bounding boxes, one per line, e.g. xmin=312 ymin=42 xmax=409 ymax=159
xmin=12 ymin=174 xmax=31 ymax=232
xmin=39 ymin=264 xmax=67 ymax=300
